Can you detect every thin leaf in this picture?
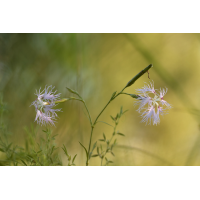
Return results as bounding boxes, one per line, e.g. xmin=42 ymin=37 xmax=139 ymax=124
xmin=110 ymin=91 xmax=117 ymax=100
xmin=72 ymin=154 xmax=77 ymax=163
xmin=117 ymin=132 xmax=125 ymax=136
xmin=37 ymin=150 xmax=42 ymax=154
xmin=122 ymin=110 xmax=128 ymax=115
xmin=79 ymin=142 xmax=88 ymax=157
xmin=0 ymin=148 xmax=4 ymax=152
xmin=120 ymin=106 xmax=123 ymax=116
xmin=99 ymin=139 xmax=105 ymax=142
xmin=68 ymin=156 xmax=71 ymax=162
xmin=66 ymin=87 xmax=80 ymax=96
xmin=110 ymin=115 xmax=115 ymax=121
xmin=91 ymin=154 xmax=99 ymax=157
xmin=62 ymin=144 xmax=69 ymax=157
xmin=111 ymin=152 xmax=115 ymax=156
xmin=103 ymin=133 xmax=106 ymax=141
xmin=92 ymin=141 xmax=97 ymax=152
xmin=115 ymin=113 xmax=119 ymax=120
xmin=20 ymin=160 xmax=27 ymax=166
xmin=97 ymin=147 xmax=99 ymax=154
xmin=96 ymin=121 xmax=114 ymax=128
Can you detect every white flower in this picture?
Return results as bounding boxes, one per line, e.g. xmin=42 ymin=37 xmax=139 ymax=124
xmin=134 ymin=81 xmax=171 ymax=125
xmin=31 ymin=85 xmax=61 ymax=126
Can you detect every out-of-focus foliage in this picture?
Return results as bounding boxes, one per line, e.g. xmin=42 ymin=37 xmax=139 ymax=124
xmin=0 ymin=33 xmax=200 ymax=165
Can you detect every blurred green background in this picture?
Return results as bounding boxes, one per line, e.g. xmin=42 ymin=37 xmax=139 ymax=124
xmin=0 ymin=33 xmax=200 ymax=166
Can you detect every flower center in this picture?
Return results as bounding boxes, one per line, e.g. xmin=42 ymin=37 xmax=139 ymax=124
xmin=37 ymin=99 xmax=49 ymax=111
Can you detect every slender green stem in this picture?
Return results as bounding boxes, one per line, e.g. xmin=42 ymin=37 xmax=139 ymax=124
xmin=82 ymin=100 xmax=93 ymax=127
xmin=93 ymin=87 xmax=126 ymax=126
xmin=85 ymin=64 xmax=152 ymax=166
xmin=86 ymin=126 xmax=94 ymax=166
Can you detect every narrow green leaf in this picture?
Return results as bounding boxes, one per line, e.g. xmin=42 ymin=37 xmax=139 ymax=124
xmin=6 ymin=143 xmax=12 ymax=151
xmin=72 ymin=154 xmax=77 ymax=163
xmin=96 ymin=121 xmax=114 ymax=128
xmin=92 ymin=141 xmax=97 ymax=152
xmin=62 ymin=144 xmax=69 ymax=157
xmin=117 ymin=132 xmax=125 ymax=136
xmin=91 ymin=154 xmax=99 ymax=157
xmin=51 ymin=146 xmax=55 ymax=155
xmin=115 ymin=113 xmax=119 ymax=120
xmin=79 ymin=142 xmax=88 ymax=157
xmin=37 ymin=150 xmax=42 ymax=154
xmin=68 ymin=156 xmax=71 ymax=162
xmin=52 ymin=134 xmax=58 ymax=140
xmin=110 ymin=91 xmax=117 ymax=100
xmin=111 ymin=152 xmax=115 ymax=156
xmin=66 ymin=87 xmax=80 ymax=96
xmin=99 ymin=139 xmax=105 ymax=142
xmin=20 ymin=159 xmax=27 ymax=166
xmin=122 ymin=110 xmax=128 ymax=115
xmin=103 ymin=133 xmax=106 ymax=141
xmin=0 ymin=148 xmax=4 ymax=152
xmin=110 ymin=115 xmax=115 ymax=121
xmin=97 ymin=147 xmax=99 ymax=154
xmin=120 ymin=106 xmax=123 ymax=116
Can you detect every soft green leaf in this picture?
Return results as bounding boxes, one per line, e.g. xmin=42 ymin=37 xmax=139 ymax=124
xmin=66 ymin=87 xmax=80 ymax=96
xmin=52 ymin=134 xmax=58 ymax=140
xmin=96 ymin=121 xmax=114 ymax=128
xmin=115 ymin=113 xmax=119 ymax=120
xmin=103 ymin=133 xmax=106 ymax=141
xmin=110 ymin=91 xmax=117 ymax=100
xmin=62 ymin=144 xmax=69 ymax=157
xmin=20 ymin=159 xmax=27 ymax=166
xmin=51 ymin=146 xmax=55 ymax=155
xmin=120 ymin=106 xmax=123 ymax=116
xmin=0 ymin=148 xmax=4 ymax=152
xmin=99 ymin=139 xmax=105 ymax=142
xmin=122 ymin=110 xmax=128 ymax=115
xmin=6 ymin=143 xmax=12 ymax=151
xmin=72 ymin=154 xmax=77 ymax=163
xmin=117 ymin=132 xmax=125 ymax=136
xmin=92 ymin=141 xmax=97 ymax=152
xmin=110 ymin=115 xmax=115 ymax=121
xmin=91 ymin=154 xmax=99 ymax=157
xmin=79 ymin=142 xmax=88 ymax=157
xmin=97 ymin=147 xmax=99 ymax=154
xmin=111 ymin=152 xmax=115 ymax=156
xmin=68 ymin=156 xmax=71 ymax=162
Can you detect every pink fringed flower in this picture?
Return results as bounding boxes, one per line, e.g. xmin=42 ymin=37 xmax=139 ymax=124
xmin=31 ymin=85 xmax=61 ymax=126
xmin=134 ymin=81 xmax=171 ymax=125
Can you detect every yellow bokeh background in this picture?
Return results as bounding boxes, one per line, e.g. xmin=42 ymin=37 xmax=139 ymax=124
xmin=0 ymin=33 xmax=200 ymax=165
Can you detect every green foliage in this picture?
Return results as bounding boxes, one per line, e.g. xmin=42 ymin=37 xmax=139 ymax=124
xmin=62 ymin=144 xmax=77 ymax=166
xmin=91 ymin=106 xmax=127 ymax=166
xmin=0 ymin=94 xmax=75 ymax=166
xmin=23 ymin=127 xmax=62 ymax=166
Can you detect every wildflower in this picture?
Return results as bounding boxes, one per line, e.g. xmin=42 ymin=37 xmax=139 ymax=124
xmin=134 ymin=81 xmax=171 ymax=125
xmin=31 ymin=85 xmax=61 ymax=126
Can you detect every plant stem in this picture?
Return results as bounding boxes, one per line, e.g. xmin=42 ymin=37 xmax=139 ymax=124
xmin=82 ymin=100 xmax=93 ymax=127
xmin=85 ymin=64 xmax=153 ymax=166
